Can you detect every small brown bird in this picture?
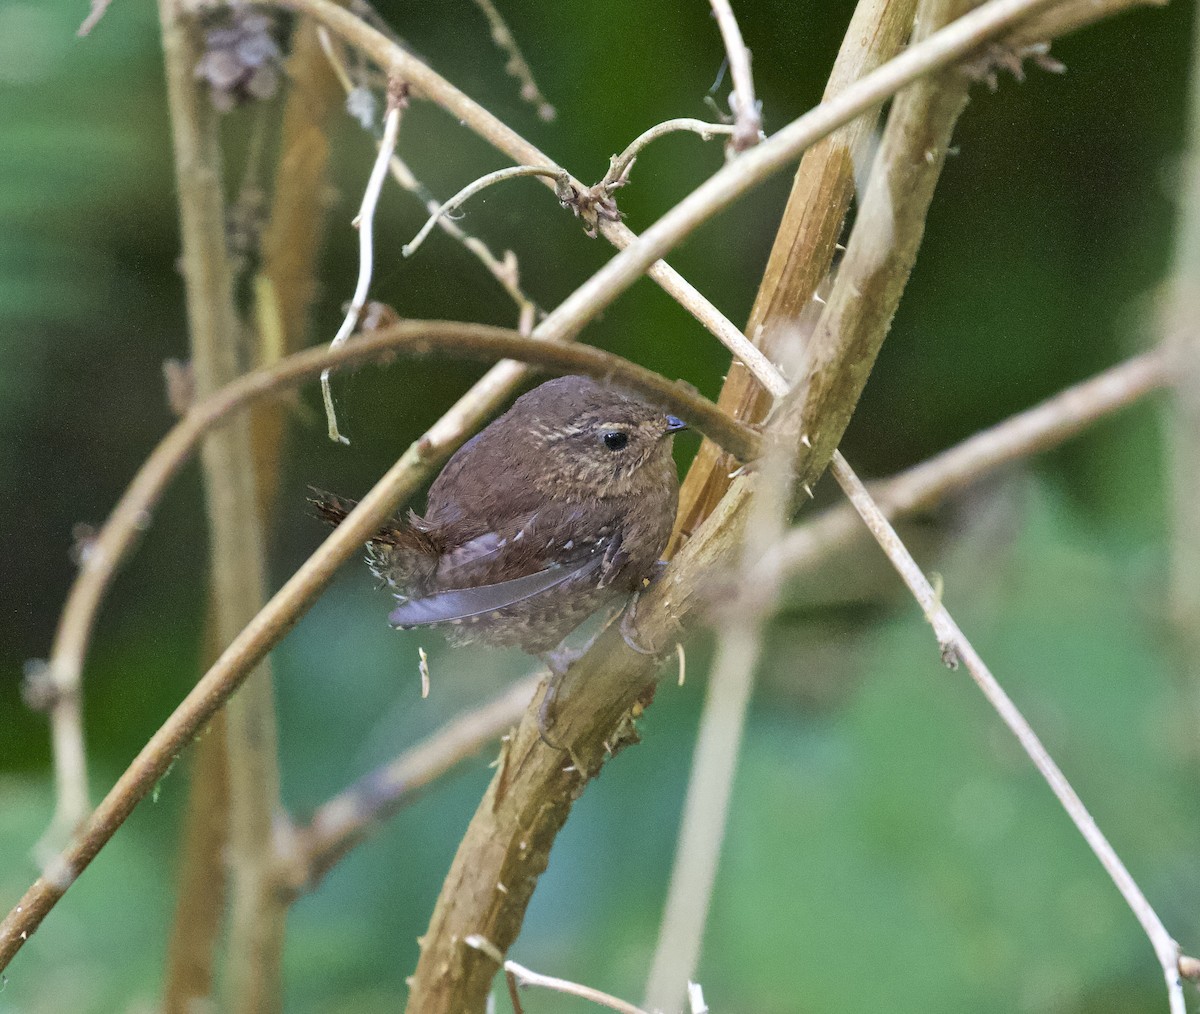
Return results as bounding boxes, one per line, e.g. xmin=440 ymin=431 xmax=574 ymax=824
xmin=313 ymin=375 xmax=685 ymax=668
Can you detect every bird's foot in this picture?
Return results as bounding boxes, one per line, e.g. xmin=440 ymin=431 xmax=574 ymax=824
xmin=620 ymin=588 xmax=657 ymax=656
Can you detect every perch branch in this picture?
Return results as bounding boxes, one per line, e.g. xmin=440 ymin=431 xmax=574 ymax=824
xmin=321 ymin=86 xmax=403 ymax=443
xmin=0 ymin=319 xmax=760 ymax=971
xmin=40 ymin=321 xmax=758 ymax=780
xmin=828 ymin=450 xmax=1188 ymax=1014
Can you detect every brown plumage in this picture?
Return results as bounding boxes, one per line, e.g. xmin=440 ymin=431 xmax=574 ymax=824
xmin=311 ymin=375 xmax=685 ymax=658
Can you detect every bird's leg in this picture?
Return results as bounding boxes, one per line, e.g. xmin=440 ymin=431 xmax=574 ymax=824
xmin=537 ymin=643 xmax=587 ymax=751
xmin=619 ymin=590 xmax=656 ymax=656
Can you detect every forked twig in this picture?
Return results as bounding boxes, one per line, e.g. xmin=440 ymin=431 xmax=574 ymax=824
xmin=316 ymin=28 xmax=541 ymax=330
xmin=504 ymin=959 xmax=649 ymax=1014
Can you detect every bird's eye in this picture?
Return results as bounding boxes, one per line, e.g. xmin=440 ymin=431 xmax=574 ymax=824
xmin=602 ymin=430 xmax=629 ymax=451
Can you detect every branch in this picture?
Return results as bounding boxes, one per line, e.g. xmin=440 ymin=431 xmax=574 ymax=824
xmin=828 ymin=451 xmax=1188 ymax=1014
xmin=469 ymin=0 xmax=555 ymax=122
xmin=316 ymin=27 xmax=540 ymax=331
xmin=675 ymin=0 xmax=917 ymax=539
xmin=769 ymin=350 xmax=1167 ymax=580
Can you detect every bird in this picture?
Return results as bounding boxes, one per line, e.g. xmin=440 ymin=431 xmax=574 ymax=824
xmin=311 ymin=375 xmax=686 ymax=671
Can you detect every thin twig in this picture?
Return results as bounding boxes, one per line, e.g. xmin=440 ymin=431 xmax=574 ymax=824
xmin=828 ymin=450 xmax=1187 ymax=1014
xmin=709 ymin=0 xmax=763 ymax=153
xmin=504 ymin=960 xmax=649 ymax=1014
xmin=469 ymin=0 xmax=555 ymax=122
xmin=402 ymin=165 xmax=568 ymax=258
xmin=321 ymin=88 xmax=403 ymax=444
xmin=77 ymin=0 xmax=113 ymax=36
xmin=602 ymin=118 xmax=737 ymax=191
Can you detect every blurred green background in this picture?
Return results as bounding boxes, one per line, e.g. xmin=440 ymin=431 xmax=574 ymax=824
xmin=1 ymin=0 xmax=1197 ymax=1011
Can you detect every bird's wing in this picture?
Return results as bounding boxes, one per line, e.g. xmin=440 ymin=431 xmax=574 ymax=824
xmin=387 ymin=555 xmax=602 ymax=628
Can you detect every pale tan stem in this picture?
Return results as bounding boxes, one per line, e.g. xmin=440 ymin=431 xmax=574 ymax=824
xmin=154 ymin=2 xmax=285 ymax=1011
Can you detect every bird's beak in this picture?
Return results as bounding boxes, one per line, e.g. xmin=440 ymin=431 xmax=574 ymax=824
xmin=665 ymin=415 xmax=688 ymax=434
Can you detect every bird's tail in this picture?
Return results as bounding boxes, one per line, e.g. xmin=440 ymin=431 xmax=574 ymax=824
xmin=308 ymin=487 xmax=440 ymax=593
xmin=307 ymin=487 xmax=412 ymax=547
